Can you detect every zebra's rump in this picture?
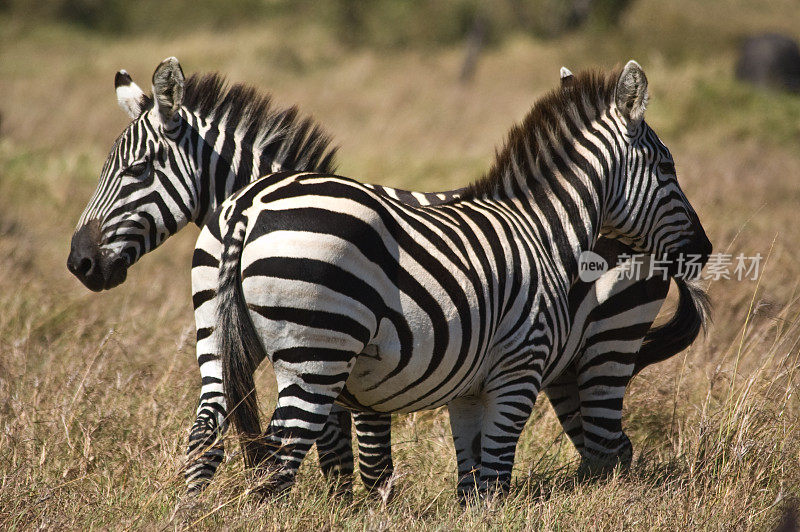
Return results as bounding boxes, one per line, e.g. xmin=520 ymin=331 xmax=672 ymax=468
xmin=219 ymin=172 xmax=549 ymax=413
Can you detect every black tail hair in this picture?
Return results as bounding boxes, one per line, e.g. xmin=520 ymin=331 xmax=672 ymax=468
xmin=218 ymin=217 xmax=269 ymax=468
xmin=634 ymin=278 xmax=712 ymax=375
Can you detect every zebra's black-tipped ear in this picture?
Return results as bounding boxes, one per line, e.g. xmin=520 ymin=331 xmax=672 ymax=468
xmin=152 ymin=57 xmax=185 ymax=123
xmin=560 ymin=66 xmax=574 ymax=87
xmin=115 ymin=69 xmax=146 ymax=119
xmin=615 ymin=60 xmax=648 ymax=124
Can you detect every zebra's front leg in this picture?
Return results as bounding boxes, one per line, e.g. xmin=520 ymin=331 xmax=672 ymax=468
xmin=316 ymin=404 xmax=355 ymax=496
xmin=448 ymin=396 xmax=485 ymax=504
xmin=185 ymin=354 xmax=228 ymax=493
xmin=542 ymin=363 xmax=585 ymax=456
xmin=185 ymin=237 xmax=228 ymax=494
xmin=353 ymin=412 xmax=393 ymax=495
xmin=575 ymin=349 xmax=635 ymax=479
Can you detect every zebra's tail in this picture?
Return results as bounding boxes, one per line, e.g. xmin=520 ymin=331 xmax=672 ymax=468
xmin=633 ymin=278 xmax=711 ymax=375
xmin=218 ymin=216 xmax=268 ymax=469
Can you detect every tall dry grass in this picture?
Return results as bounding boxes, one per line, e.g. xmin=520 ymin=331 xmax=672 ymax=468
xmin=1 ymin=1 xmax=799 ymax=529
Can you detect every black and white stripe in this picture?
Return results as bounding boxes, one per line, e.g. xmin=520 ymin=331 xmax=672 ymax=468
xmin=69 ymin=57 xmax=338 ymax=489
xmin=318 ymin=238 xmax=710 ymax=495
xmin=68 ymin=58 xmax=709 ymax=499
xmin=208 ymin=61 xmax=711 ymax=500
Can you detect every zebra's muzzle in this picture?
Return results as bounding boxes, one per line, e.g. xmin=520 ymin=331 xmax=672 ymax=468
xmin=67 ymin=221 xmax=128 ymax=292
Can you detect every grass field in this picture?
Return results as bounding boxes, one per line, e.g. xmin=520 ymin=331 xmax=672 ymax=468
xmin=1 ymin=1 xmax=800 ymax=529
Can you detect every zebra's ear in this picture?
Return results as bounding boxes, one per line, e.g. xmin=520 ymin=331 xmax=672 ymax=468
xmin=115 ymin=70 xmax=145 ymax=119
xmin=151 ymin=57 xmax=185 ymax=123
xmin=615 ymin=60 xmax=648 ymax=124
xmin=560 ymin=66 xmax=574 ymax=86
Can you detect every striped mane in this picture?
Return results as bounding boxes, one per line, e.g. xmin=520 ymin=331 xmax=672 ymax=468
xmin=465 ymin=67 xmax=621 ymax=198
xmin=148 ymin=72 xmax=338 ymax=175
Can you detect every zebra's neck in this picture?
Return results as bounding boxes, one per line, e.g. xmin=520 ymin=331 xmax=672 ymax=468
xmin=174 ymin=78 xmax=336 ymax=226
xmin=469 ymin=114 xmax=624 ymax=292
xmin=184 ymin=118 xmax=334 ymax=226
xmin=182 ymin=115 xmax=260 ymax=223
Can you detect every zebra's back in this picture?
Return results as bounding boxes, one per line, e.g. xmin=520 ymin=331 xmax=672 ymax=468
xmin=211 ymin=171 xmax=555 ymax=414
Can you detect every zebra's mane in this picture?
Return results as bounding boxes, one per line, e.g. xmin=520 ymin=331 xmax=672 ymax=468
xmin=465 ymin=67 xmax=622 ymax=198
xmin=154 ymin=72 xmax=338 ymax=175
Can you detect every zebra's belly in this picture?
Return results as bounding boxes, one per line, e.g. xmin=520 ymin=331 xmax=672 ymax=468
xmin=342 ymin=309 xmax=486 ymax=414
xmin=241 ymin=268 xmax=485 ymax=413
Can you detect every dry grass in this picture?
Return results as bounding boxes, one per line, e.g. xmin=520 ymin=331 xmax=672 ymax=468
xmin=1 ymin=2 xmax=799 ymax=529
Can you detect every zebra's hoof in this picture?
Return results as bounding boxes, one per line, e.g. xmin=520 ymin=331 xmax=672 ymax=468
xmin=457 ymin=484 xmax=506 ymax=509
xmin=365 ymin=471 xmax=401 ymax=505
xmin=576 ymin=435 xmax=633 ymax=482
xmin=327 ymin=480 xmax=354 ymax=501
xmin=575 ymin=454 xmax=631 ymax=482
xmin=249 ymin=467 xmax=292 ymax=503
xmin=171 ymin=494 xmax=205 ymax=526
xmin=457 ymin=492 xmax=483 ymax=510
xmin=253 ymin=484 xmax=292 ymax=504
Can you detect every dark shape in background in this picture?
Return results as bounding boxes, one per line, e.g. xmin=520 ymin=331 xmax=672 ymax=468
xmin=736 ymin=33 xmax=800 ymax=93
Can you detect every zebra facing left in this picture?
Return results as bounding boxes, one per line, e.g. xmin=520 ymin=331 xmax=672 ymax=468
xmin=67 ymin=59 xmax=336 ymax=292
xmin=66 ymin=58 xmax=710 ymax=501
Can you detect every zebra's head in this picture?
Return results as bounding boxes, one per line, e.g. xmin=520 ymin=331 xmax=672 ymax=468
xmin=68 ymin=57 xmax=336 ymax=292
xmin=602 ymin=60 xmax=712 ymax=275
xmin=68 ymin=57 xmax=190 ymax=291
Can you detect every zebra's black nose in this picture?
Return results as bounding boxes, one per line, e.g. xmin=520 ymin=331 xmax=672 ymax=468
xmin=68 ymin=255 xmax=94 ymax=278
xmin=68 ymin=221 xmax=107 ymax=292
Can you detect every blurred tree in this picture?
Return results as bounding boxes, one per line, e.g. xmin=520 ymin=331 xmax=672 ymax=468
xmin=315 ymin=0 xmax=636 ymax=47
xmin=0 ymin=0 xmax=270 ymax=34
xmin=460 ymin=15 xmax=487 ymax=83
xmin=57 ymin=0 xmax=127 ymax=32
xmin=515 ymin=0 xmax=635 ymax=38
xmin=0 ymin=0 xmax=636 ymax=44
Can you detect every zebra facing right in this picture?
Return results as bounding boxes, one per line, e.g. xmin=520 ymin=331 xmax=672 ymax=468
xmin=210 ymin=60 xmax=712 ymax=500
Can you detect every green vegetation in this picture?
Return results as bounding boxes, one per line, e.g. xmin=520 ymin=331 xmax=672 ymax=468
xmin=0 ymin=1 xmax=799 ymax=529
xmin=2 ymin=0 xmax=636 ymax=45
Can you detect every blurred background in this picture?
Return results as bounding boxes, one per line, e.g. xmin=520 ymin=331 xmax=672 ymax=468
xmin=0 ymin=1 xmax=799 ymax=529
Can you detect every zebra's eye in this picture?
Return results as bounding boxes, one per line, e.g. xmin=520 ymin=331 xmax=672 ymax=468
xmin=122 ymin=161 xmax=148 ymax=177
xmin=658 ymin=162 xmax=675 ymax=174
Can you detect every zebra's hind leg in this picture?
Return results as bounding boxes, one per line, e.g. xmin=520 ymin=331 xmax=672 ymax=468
xmin=448 ymin=396 xmax=485 ymax=504
xmin=478 ymin=377 xmax=538 ymax=499
xmin=316 ymin=404 xmax=355 ymax=497
xmin=353 ymin=412 xmax=393 ymax=497
xmin=251 ymin=358 xmax=357 ymax=498
xmin=575 ymin=349 xmax=635 ymax=480
xmin=542 ymin=363 xmax=585 ymax=456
